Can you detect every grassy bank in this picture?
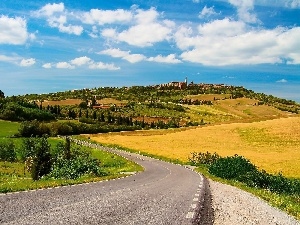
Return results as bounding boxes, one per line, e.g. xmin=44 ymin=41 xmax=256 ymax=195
xmin=0 ymin=146 xmax=142 ymax=193
xmin=0 ymin=120 xmax=142 ymax=193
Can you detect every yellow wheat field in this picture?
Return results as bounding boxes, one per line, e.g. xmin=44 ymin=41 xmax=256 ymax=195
xmin=90 ymin=116 xmax=300 ymax=178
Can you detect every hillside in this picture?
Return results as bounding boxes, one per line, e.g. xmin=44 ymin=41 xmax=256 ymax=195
xmin=0 ymin=83 xmax=299 ymax=139
xmin=90 ymin=116 xmax=300 ymax=178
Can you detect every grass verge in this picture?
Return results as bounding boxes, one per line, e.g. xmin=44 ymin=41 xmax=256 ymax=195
xmin=195 ymin=165 xmax=300 ymax=221
xmin=0 ymin=143 xmax=143 ymax=193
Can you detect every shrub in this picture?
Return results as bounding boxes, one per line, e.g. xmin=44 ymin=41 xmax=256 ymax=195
xmin=30 ymin=136 xmax=52 ymax=180
xmin=240 ymin=170 xmax=300 ymax=194
xmin=48 ymin=156 xmax=106 ymax=179
xmin=189 ymin=151 xmax=220 ymax=166
xmin=18 ymin=137 xmax=37 ymax=161
xmin=0 ymin=140 xmax=16 ymax=162
xmin=208 ymin=154 xmax=257 ymax=180
xmin=207 ymin=153 xmax=300 ymax=195
xmin=48 ymin=143 xmax=106 ymax=179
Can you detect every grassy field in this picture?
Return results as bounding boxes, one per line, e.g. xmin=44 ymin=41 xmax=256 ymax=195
xmin=0 ymin=120 xmax=19 ymax=138
xmin=90 ymin=116 xmax=300 ymax=178
xmin=0 ymin=120 xmax=142 ymax=193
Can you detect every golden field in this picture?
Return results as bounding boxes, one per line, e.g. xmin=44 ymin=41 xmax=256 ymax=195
xmin=90 ymin=116 xmax=300 ymax=178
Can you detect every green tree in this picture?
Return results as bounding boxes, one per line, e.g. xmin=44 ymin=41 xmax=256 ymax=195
xmin=31 ymin=136 xmax=52 ymax=180
xmin=0 ymin=90 xmax=4 ymax=98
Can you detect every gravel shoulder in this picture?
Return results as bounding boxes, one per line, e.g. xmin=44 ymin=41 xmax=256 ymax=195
xmin=209 ymin=179 xmax=300 ymax=225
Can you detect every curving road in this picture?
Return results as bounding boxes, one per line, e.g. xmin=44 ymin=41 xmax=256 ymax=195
xmin=0 ymin=144 xmax=213 ymax=225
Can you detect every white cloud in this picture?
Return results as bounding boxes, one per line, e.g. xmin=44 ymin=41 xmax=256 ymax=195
xmin=228 ymin=0 xmax=258 ymax=23
xmin=198 ymin=18 xmax=245 ymax=36
xmin=33 ymin=3 xmax=83 ymax=36
xmin=124 ymin=54 xmax=147 ymax=63
xmin=99 ymin=48 xmax=146 ymax=63
xmin=147 ymin=54 xmax=182 ymax=64
xmin=0 ymin=16 xmax=30 ymax=45
xmin=58 ymin=24 xmax=83 ymax=35
xmin=89 ymin=62 xmax=120 ymax=70
xmin=80 ymin=9 xmax=132 ymax=25
xmin=46 ymin=56 xmax=120 ymax=70
xmin=101 ymin=8 xmax=173 ymax=47
xmin=175 ymin=19 xmax=300 ymax=66
xmin=199 ymin=6 xmax=218 ymax=18
xmin=0 ymin=54 xmax=20 ymax=64
xmin=277 ymin=79 xmax=288 ymax=83
xmin=101 ymin=28 xmax=117 ymax=38
xmin=70 ymin=56 xmax=92 ymax=66
xmin=192 ymin=0 xmax=200 ymax=3
xmin=33 ymin=3 xmax=64 ymax=17
xmin=285 ymin=0 xmax=300 ymax=8
xmin=42 ymin=63 xmax=52 ymax=69
xmin=100 ymin=48 xmax=181 ymax=64
xmin=56 ymin=62 xmax=75 ymax=69
xmin=20 ymin=58 xmax=36 ymax=67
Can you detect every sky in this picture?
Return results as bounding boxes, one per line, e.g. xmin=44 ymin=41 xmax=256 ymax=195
xmin=0 ymin=0 xmax=300 ymax=102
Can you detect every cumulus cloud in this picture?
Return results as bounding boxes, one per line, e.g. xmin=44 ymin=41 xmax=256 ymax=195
xmin=33 ymin=3 xmax=83 ymax=35
xmin=199 ymin=6 xmax=218 ymax=18
xmin=175 ymin=18 xmax=300 ymax=66
xmin=0 ymin=16 xmax=30 ymax=45
xmin=229 ymin=0 xmax=258 ymax=23
xmin=20 ymin=58 xmax=36 ymax=67
xmin=42 ymin=63 xmax=52 ymax=69
xmin=33 ymin=2 xmax=64 ymax=17
xmin=100 ymin=48 xmax=181 ymax=64
xmin=147 ymin=54 xmax=182 ymax=64
xmin=56 ymin=62 xmax=75 ymax=69
xmin=80 ymin=9 xmax=132 ymax=25
xmin=89 ymin=62 xmax=120 ymax=70
xmin=99 ymin=48 xmax=146 ymax=63
xmin=45 ymin=56 xmax=120 ymax=70
xmin=198 ymin=18 xmax=245 ymax=36
xmin=101 ymin=7 xmax=174 ymax=47
xmin=70 ymin=56 xmax=92 ymax=66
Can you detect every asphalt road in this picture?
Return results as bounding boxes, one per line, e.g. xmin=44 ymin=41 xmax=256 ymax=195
xmin=0 ymin=144 xmax=213 ymax=225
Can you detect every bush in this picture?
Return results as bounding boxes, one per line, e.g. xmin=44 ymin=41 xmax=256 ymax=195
xmin=208 ymin=154 xmax=257 ymax=180
xmin=240 ymin=170 xmax=300 ymax=194
xmin=30 ymin=136 xmax=52 ymax=180
xmin=189 ymin=151 xmax=220 ymax=166
xmin=0 ymin=140 xmax=16 ymax=162
xmin=207 ymin=153 xmax=300 ymax=195
xmin=48 ymin=156 xmax=106 ymax=179
xmin=48 ymin=143 xmax=106 ymax=179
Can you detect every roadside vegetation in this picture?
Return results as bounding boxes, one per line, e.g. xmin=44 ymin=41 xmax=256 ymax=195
xmin=0 ymin=120 xmax=142 ymax=193
xmin=189 ymin=152 xmax=300 ymax=221
xmin=0 ymin=83 xmax=300 ymax=220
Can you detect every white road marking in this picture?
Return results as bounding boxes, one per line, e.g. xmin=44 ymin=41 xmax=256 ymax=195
xmin=193 ymin=198 xmax=199 ymax=201
xmin=195 ymin=193 xmax=200 ymax=197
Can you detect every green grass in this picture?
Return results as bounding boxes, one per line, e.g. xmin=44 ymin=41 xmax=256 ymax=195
xmin=0 ymin=139 xmax=143 ymax=193
xmin=0 ymin=120 xmax=20 ymax=137
xmin=195 ymin=165 xmax=300 ymax=221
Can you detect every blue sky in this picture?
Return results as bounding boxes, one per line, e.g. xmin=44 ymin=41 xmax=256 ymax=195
xmin=0 ymin=0 xmax=300 ymax=102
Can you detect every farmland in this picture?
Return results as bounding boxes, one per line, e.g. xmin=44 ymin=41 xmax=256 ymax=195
xmin=90 ymin=116 xmax=300 ymax=178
